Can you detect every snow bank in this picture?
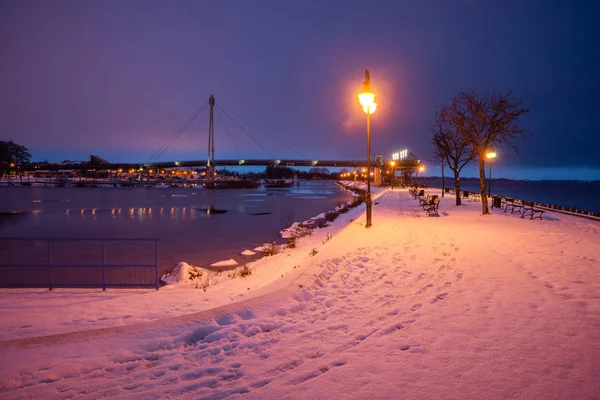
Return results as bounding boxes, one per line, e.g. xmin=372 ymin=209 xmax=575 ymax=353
xmin=160 ymin=261 xmax=193 ymax=285
xmin=210 ymin=258 xmax=238 ymax=267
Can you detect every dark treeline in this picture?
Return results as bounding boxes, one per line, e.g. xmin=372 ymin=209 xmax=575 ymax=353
xmin=216 ymin=166 xmax=335 ymax=180
xmin=0 ymin=141 xmax=31 ymax=178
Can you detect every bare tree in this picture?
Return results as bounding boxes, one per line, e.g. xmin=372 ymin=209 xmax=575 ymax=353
xmin=452 ymin=91 xmax=530 ymax=214
xmin=430 ymin=146 xmax=446 ymax=197
xmin=432 ymin=105 xmax=475 ymax=205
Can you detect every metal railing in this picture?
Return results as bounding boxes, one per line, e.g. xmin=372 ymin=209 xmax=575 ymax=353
xmin=0 ymin=237 xmax=159 ymax=290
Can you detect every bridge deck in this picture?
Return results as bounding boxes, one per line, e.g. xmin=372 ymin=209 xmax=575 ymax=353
xmin=22 ymin=159 xmax=421 ymax=171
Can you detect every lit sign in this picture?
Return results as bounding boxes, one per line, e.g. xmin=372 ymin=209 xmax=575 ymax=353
xmin=392 ymin=149 xmax=408 ymax=160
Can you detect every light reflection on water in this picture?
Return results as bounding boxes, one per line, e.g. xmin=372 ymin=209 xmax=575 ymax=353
xmin=0 ymin=181 xmax=351 ymax=270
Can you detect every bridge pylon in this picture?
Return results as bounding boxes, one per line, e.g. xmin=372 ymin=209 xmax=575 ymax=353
xmin=207 ymin=95 xmax=216 ymax=181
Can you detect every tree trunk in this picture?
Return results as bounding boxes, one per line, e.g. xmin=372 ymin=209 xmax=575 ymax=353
xmin=454 ymin=170 xmax=462 ymax=206
xmin=441 ymin=162 xmax=445 ymax=197
xmin=479 ymin=156 xmax=489 ymax=214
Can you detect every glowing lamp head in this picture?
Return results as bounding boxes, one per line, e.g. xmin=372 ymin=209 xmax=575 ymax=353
xmin=419 ymin=166 xmax=425 ymax=172
xmin=358 ymin=92 xmax=377 ymax=114
xmin=486 ymin=151 xmax=497 ymax=159
xmin=358 ymin=69 xmax=377 ymax=114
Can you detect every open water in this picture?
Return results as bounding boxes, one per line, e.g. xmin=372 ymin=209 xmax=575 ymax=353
xmin=424 ymin=178 xmax=600 ymax=213
xmin=0 ymin=181 xmax=351 ymax=273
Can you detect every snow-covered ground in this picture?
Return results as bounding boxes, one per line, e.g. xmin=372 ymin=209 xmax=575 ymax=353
xmin=1 ymin=186 xmax=599 ymax=399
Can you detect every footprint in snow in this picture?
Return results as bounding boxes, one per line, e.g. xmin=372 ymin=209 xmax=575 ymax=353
xmin=430 ymin=293 xmax=448 ymax=304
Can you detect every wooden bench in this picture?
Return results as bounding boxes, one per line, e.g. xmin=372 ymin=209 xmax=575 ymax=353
xmin=521 ymin=200 xmax=545 ymax=220
xmin=411 ymin=189 xmax=425 ymax=200
xmin=503 ymin=198 xmax=523 ymax=214
xmin=469 ymin=193 xmax=481 ymax=202
xmin=424 ymin=197 xmax=440 ymax=217
xmin=421 ymin=194 xmax=439 ymax=210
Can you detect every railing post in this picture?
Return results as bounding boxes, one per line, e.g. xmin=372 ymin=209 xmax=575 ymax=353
xmin=155 ymin=239 xmax=159 ymax=290
xmin=102 ymin=240 xmax=106 ymax=291
xmin=47 ymin=240 xmax=52 ymax=291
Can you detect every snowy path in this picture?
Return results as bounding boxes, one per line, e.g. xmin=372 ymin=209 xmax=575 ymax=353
xmin=1 ymin=189 xmax=599 ymax=399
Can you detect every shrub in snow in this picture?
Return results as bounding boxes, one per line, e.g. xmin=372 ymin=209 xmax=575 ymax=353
xmin=349 ymin=197 xmax=363 ymax=208
xmin=227 ymin=265 xmax=252 ymax=279
xmin=325 ymin=210 xmax=338 ymax=222
xmin=188 ymin=265 xmax=203 ymax=281
xmin=280 ymin=221 xmax=312 ymax=239
xmin=286 ymin=236 xmax=297 ymax=249
xmin=317 ymin=219 xmax=329 ymax=229
xmin=262 ymin=243 xmax=277 ymax=256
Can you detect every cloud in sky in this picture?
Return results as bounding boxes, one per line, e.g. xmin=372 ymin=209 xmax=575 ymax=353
xmin=1 ymin=0 xmax=598 ymax=179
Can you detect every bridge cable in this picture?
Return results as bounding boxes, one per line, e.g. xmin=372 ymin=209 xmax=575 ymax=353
xmin=148 ymin=104 xmax=205 ymax=163
xmin=179 ymin=106 xmax=208 ymax=161
xmin=147 ymin=102 xmax=208 ymax=163
xmin=216 ymin=100 xmax=311 ymax=161
xmin=154 ymin=104 xmax=207 ymax=162
xmin=215 ymin=103 xmax=274 ymax=158
xmin=214 ymin=106 xmax=244 ymax=160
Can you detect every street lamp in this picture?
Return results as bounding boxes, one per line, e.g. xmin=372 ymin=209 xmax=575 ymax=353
xmin=486 ymin=151 xmax=496 ymax=198
xmin=358 ymin=70 xmax=377 ymax=228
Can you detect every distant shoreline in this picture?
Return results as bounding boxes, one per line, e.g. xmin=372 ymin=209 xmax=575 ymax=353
xmin=419 ymin=176 xmax=600 ymax=184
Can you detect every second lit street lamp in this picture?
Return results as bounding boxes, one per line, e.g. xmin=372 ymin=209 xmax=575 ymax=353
xmin=358 ymin=70 xmax=377 ymax=228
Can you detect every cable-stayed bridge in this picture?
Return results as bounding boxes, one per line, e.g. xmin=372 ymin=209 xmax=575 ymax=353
xmin=27 ymin=95 xmax=419 ymax=172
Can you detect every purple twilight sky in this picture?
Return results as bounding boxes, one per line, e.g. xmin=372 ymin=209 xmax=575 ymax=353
xmin=1 ymin=0 xmax=599 ymax=180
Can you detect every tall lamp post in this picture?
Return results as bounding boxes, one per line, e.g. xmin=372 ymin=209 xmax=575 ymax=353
xmin=358 ymin=70 xmax=377 ymax=228
xmin=486 ymin=151 xmax=496 ymax=197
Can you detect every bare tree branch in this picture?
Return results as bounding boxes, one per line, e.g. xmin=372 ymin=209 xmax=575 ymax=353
xmin=432 ymin=104 xmax=475 ymax=205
